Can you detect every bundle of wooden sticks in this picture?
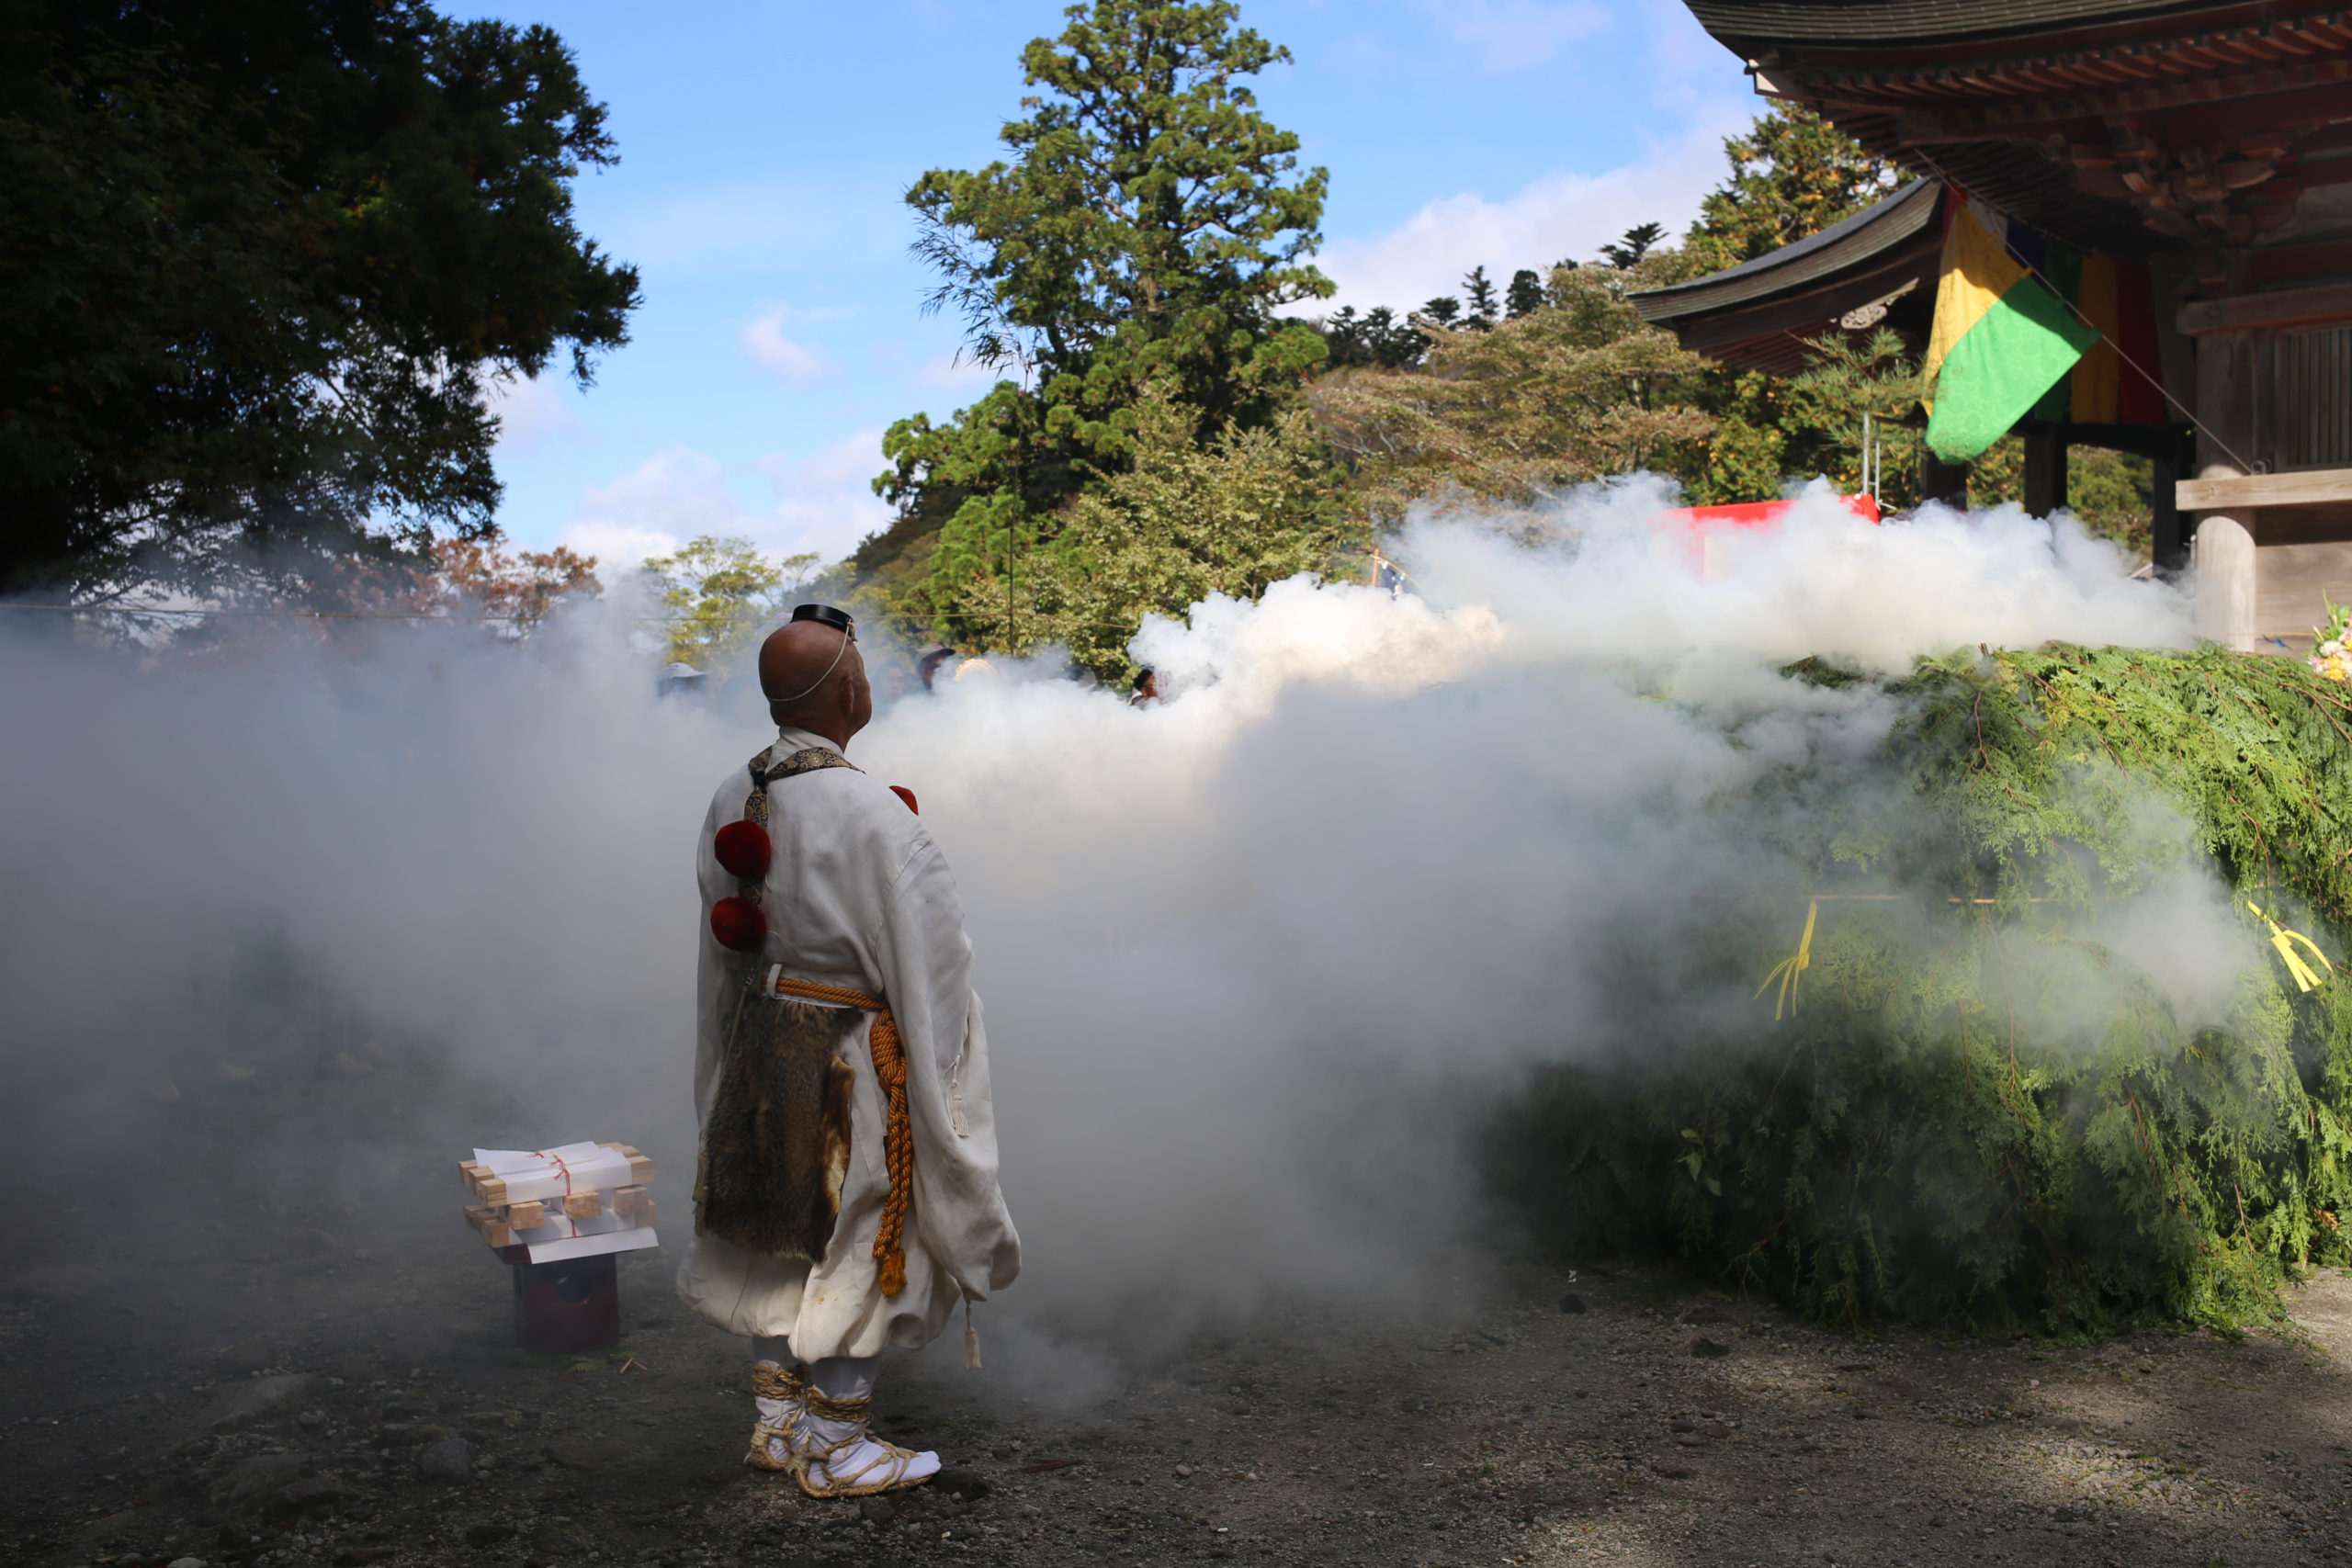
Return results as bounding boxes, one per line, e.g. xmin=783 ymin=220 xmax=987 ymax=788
xmin=458 ymin=1141 xmax=659 ymax=1263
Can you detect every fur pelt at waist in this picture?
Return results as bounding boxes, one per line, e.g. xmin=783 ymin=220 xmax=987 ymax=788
xmin=696 ymin=988 xmax=858 ymax=1261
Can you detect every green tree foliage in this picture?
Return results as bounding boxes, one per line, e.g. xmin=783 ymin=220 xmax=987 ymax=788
xmin=1599 ymin=220 xmax=1665 ymax=270
xmin=874 ymin=0 xmax=1332 ymax=644
xmin=965 ymin=396 xmax=1361 ymax=681
xmin=1678 ymin=329 xmax=1927 ymax=508
xmin=1666 ymin=109 xmax=1914 ymax=506
xmin=1317 ymin=306 xmax=1428 ymax=370
xmin=0 ymin=0 xmax=639 ymax=602
xmin=1312 ymin=258 xmax=1712 ymax=525
xmin=1972 ymin=437 xmax=2156 ymax=558
xmin=1296 ymin=112 xmax=1927 ymax=520
xmin=1504 ymin=267 xmax=1545 ymax=320
xmin=1683 ymin=104 xmax=1906 ymax=274
xmin=1460 ymin=265 xmax=1499 ymax=331
xmin=1493 ymin=646 xmax=2352 ymax=1335
xmin=639 ymin=536 xmax=818 ymax=672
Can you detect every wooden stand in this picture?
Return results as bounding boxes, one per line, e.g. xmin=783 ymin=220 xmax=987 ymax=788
xmin=507 ymin=1250 xmax=620 ymax=1354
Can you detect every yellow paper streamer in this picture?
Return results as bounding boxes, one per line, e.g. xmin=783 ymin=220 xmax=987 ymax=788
xmin=2249 ymin=901 xmax=2334 ymax=993
xmin=1757 ymin=898 xmax=1819 ymax=1021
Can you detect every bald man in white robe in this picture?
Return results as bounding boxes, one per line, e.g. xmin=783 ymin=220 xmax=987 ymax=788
xmin=680 ymin=606 xmax=1019 ymax=1496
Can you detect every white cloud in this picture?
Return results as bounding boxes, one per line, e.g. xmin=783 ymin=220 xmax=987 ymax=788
xmin=1421 ymin=0 xmax=1607 ymax=70
xmin=561 ymin=447 xmax=751 ymax=570
xmin=484 ymin=372 xmax=580 ymax=450
xmin=741 ymin=306 xmax=831 ymax=386
xmin=757 ymin=429 xmax=893 ymax=563
xmin=1306 ymin=120 xmax=1743 ymax=315
xmin=557 ymin=435 xmax=891 ymax=576
xmin=913 ymin=352 xmax=1003 ymax=392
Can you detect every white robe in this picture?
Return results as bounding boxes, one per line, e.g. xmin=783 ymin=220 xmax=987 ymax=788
xmin=678 ymin=725 xmax=1020 ymax=1359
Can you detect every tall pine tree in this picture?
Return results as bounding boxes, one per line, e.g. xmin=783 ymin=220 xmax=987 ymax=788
xmin=1684 ymin=105 xmax=1905 ymax=272
xmin=868 ymin=0 xmax=1331 ymax=648
xmin=1461 ymin=265 xmax=1499 ymax=330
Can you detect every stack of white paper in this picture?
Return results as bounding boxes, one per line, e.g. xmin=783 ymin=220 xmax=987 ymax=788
xmin=458 ymin=1141 xmax=659 ymax=1264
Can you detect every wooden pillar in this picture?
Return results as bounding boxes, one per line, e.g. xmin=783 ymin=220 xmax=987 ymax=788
xmin=2192 ymin=507 xmax=2258 ymax=649
xmin=2190 ymin=328 xmax=2259 ymax=650
xmin=2151 ymin=427 xmax=2195 ymax=577
xmin=2021 ymin=424 xmax=2068 ymax=518
xmin=1918 ymin=448 xmax=1968 ymax=509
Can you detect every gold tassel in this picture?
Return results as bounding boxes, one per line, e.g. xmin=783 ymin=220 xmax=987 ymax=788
xmin=1755 ymin=899 xmax=1818 ymax=1021
xmin=2250 ymin=901 xmax=2335 ymax=993
xmin=963 ymin=1298 xmax=982 ymax=1371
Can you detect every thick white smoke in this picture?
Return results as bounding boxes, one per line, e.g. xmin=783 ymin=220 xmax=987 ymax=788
xmin=0 ymin=487 xmax=2210 ymax=1348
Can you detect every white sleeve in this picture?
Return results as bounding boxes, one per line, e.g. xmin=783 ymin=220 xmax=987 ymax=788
xmin=877 ymin=836 xmax=973 ymax=1077
xmin=876 ymin=832 xmax=1021 ymax=1296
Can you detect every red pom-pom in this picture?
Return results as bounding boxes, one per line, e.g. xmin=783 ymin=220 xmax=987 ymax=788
xmin=714 ymin=819 xmax=772 ymax=881
xmin=709 ymin=896 xmax=767 ymax=952
xmin=888 ymin=785 xmax=919 ymax=816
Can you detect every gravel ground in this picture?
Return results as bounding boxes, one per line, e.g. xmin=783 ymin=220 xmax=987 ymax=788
xmin=11 ymin=1065 xmax=2352 ymax=1568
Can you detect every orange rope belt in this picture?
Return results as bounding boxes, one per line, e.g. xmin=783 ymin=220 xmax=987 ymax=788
xmin=769 ymin=975 xmax=912 ymax=1297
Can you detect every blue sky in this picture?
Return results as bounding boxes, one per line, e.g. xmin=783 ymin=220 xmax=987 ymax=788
xmin=472 ymin=0 xmax=1758 ymax=571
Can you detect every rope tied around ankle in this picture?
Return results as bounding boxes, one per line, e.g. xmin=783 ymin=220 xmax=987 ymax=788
xmin=752 ymin=1362 xmax=808 ymax=1401
xmin=768 ymin=975 xmax=913 ymax=1297
xmin=801 ymin=1388 xmax=874 ymax=1424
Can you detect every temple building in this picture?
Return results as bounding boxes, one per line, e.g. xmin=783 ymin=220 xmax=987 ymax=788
xmin=1634 ymin=0 xmax=2352 ymax=650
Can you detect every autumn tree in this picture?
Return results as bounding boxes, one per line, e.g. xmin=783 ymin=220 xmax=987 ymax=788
xmin=869 ymin=0 xmax=1332 ymax=648
xmin=413 ymin=538 xmax=601 ymax=640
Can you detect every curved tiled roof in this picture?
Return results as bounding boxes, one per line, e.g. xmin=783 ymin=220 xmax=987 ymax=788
xmin=1629 ymin=179 xmax=1940 ymax=323
xmin=1686 ymin=0 xmax=2207 ymax=45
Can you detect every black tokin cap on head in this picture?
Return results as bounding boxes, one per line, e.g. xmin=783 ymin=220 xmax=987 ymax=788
xmin=790 ymin=603 xmax=854 ymax=636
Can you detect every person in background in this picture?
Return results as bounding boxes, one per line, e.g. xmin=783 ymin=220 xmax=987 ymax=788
xmin=657 ymin=661 xmax=708 ymax=699
xmin=1130 ymin=667 xmax=1160 ymax=707
xmin=915 ymin=645 xmax=957 ymax=692
xmin=683 ymin=604 xmax=1020 ymax=1498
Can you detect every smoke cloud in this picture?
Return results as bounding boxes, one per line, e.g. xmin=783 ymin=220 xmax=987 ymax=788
xmin=0 ymin=486 xmax=2222 ymax=1362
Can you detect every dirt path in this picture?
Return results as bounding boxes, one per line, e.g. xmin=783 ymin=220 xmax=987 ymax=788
xmin=8 ymin=1062 xmax=2352 ymax=1567
xmin=10 ymin=1201 xmax=2352 ymax=1568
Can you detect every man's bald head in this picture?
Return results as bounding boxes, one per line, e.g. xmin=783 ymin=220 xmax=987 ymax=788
xmin=758 ymin=620 xmax=872 ymax=747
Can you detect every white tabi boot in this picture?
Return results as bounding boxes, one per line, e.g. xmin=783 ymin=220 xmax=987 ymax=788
xmin=745 ymin=1358 xmax=807 ymax=1473
xmin=795 ymin=1355 xmax=941 ymax=1498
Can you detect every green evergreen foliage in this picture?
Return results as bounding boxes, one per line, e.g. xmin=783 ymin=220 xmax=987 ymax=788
xmin=1678 ymin=330 xmax=1926 ymax=509
xmin=958 ymin=396 xmax=1361 ymax=681
xmin=0 ymin=0 xmax=639 ymax=601
xmin=1972 ymin=437 xmax=2157 ymax=561
xmin=1312 ymin=258 xmax=1711 ymax=525
xmin=1600 ymin=221 xmax=1666 ymax=270
xmin=1462 ymin=265 xmax=1500 ymax=331
xmin=875 ymin=0 xmax=1332 ymax=644
xmin=1493 ymin=646 xmax=2352 ymax=1336
xmin=1505 ymin=268 xmax=1546 ymax=320
xmin=1683 ymin=106 xmax=1905 ymax=274
xmin=1317 ymin=306 xmax=1429 ymax=370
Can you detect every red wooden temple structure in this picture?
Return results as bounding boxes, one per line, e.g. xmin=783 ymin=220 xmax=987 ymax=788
xmin=1635 ymin=0 xmax=2352 ymax=649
